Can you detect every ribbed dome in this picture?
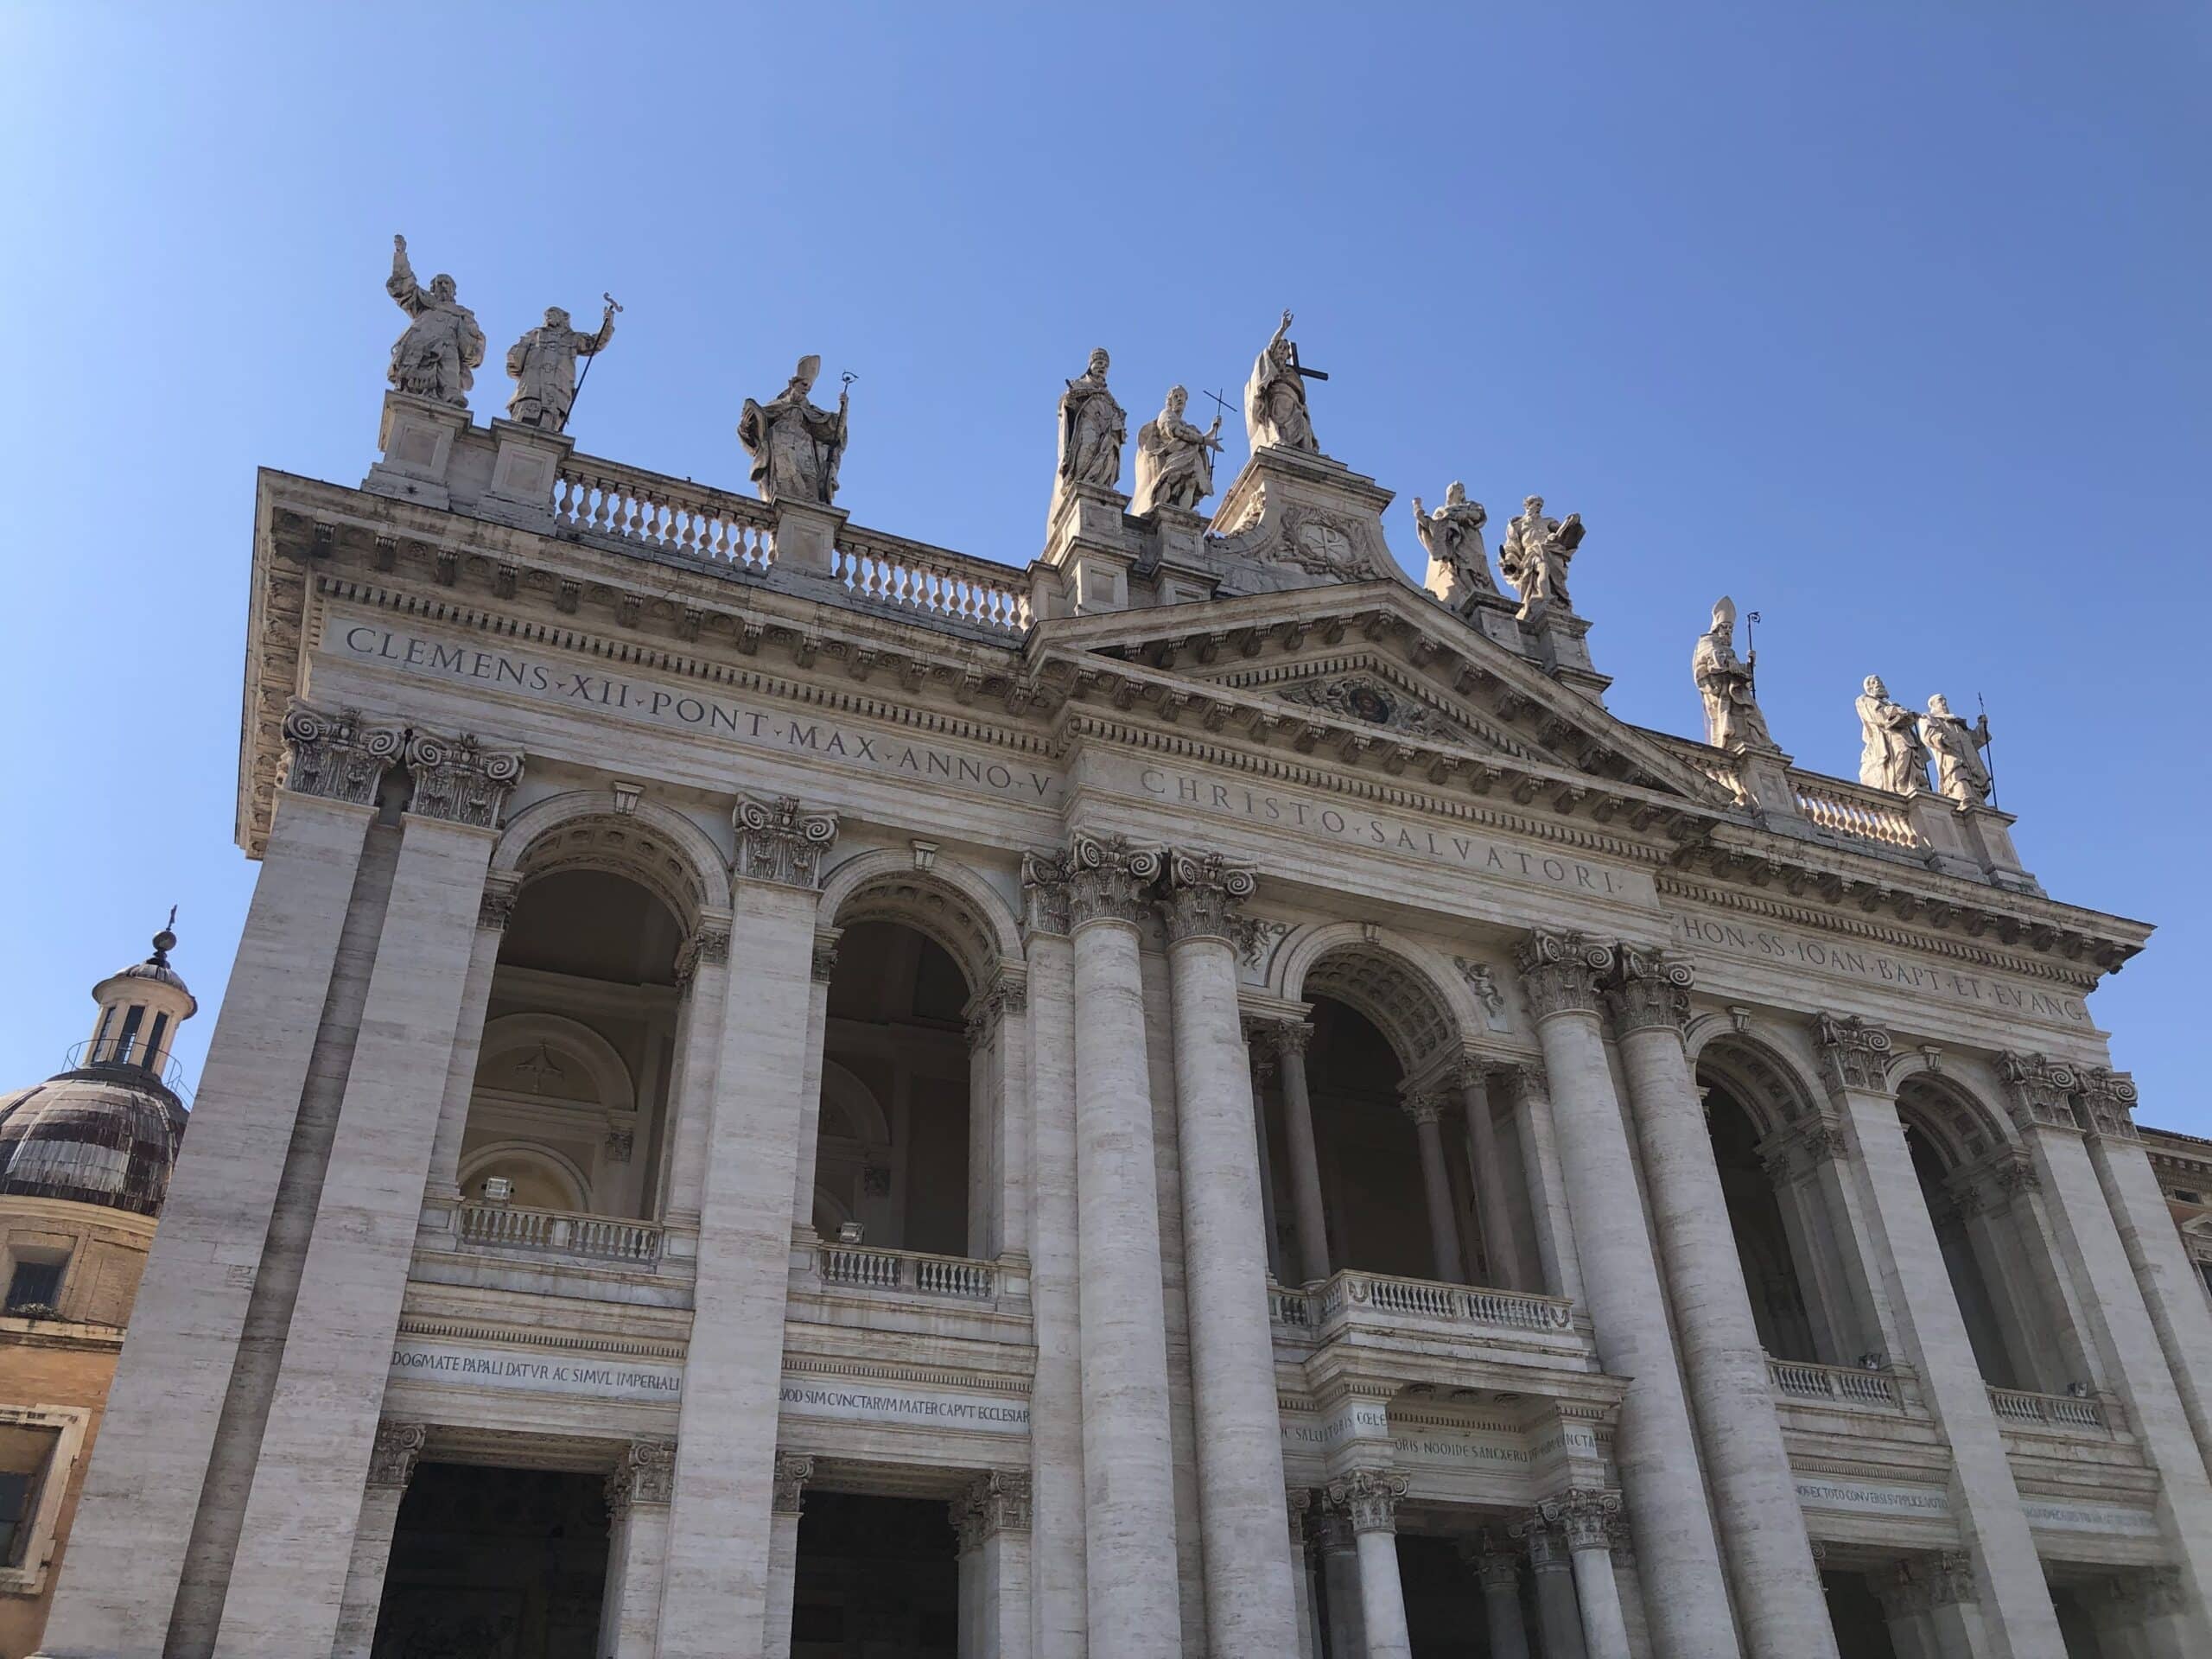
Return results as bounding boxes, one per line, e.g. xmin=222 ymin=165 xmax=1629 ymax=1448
xmin=0 ymin=1073 xmax=188 ymax=1217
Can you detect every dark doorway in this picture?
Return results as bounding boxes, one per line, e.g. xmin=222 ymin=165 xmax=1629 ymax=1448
xmin=372 ymin=1463 xmax=609 ymax=1659
xmin=1397 ymin=1532 xmax=1504 ymax=1655
xmin=1821 ymin=1570 xmax=1902 ymax=1658
xmin=792 ymin=1491 xmax=960 ymax=1657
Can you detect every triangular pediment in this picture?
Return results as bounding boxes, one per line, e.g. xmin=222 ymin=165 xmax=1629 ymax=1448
xmin=1027 ymin=580 xmax=1738 ymax=811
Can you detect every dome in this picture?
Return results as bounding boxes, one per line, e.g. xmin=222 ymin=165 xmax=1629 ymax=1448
xmin=0 ymin=1073 xmax=188 ymax=1217
xmin=98 ymin=925 xmax=196 ymax=1012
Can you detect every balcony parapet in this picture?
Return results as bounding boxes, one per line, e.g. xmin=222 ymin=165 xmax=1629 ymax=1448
xmin=817 ymin=1242 xmax=998 ymax=1302
xmin=1768 ymin=1355 xmax=1908 ymax=1412
xmin=457 ymin=1201 xmax=663 ymax=1265
xmin=1986 ymin=1383 xmax=2112 ymax=1434
xmin=1274 ymin=1269 xmax=1579 ymax=1338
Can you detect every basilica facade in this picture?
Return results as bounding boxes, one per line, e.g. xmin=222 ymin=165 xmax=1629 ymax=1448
xmin=29 ymin=292 xmax=2212 ymax=1659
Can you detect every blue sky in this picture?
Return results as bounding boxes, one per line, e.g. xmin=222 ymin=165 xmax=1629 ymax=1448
xmin=2 ymin=6 xmax=2206 ymax=1126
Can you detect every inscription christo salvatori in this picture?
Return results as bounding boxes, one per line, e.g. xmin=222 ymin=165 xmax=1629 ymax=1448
xmin=1673 ymin=912 xmax=2092 ymax=1027
xmin=1139 ymin=766 xmax=1640 ymax=902
xmin=333 ymin=624 xmax=1061 ymax=807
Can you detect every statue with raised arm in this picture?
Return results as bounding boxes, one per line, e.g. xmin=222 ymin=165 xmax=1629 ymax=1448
xmin=1244 ymin=308 xmax=1319 ymax=453
xmin=737 ymin=354 xmax=848 ymax=505
xmin=1920 ymin=693 xmax=1993 ymax=805
xmin=1693 ymin=596 xmax=1777 ymax=751
xmin=1054 ymin=348 xmax=1126 ymax=508
xmin=1412 ymin=483 xmax=1496 ymax=613
xmin=1131 ymin=385 xmax=1223 ymax=516
xmin=1856 ymin=675 xmax=1930 ymax=793
xmin=505 ymin=300 xmax=616 ymax=433
xmin=385 ymin=234 xmax=486 ymax=408
xmin=1498 ymin=495 xmax=1586 ymax=613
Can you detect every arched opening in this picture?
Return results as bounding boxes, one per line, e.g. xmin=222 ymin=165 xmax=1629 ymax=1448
xmin=461 ymin=868 xmax=683 ymax=1224
xmin=1302 ymin=995 xmax=1436 ymax=1281
xmin=1900 ymin=1111 xmax=2024 ymax=1389
xmin=1698 ymin=1080 xmax=1821 ymax=1363
xmin=817 ymin=920 xmax=972 ymax=1257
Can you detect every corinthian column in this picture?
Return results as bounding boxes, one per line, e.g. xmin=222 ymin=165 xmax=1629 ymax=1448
xmin=658 ymin=796 xmax=838 ymax=1659
xmin=1465 ymin=1534 xmax=1532 ymax=1659
xmin=764 ymin=1452 xmax=812 ymax=1659
xmin=1402 ymin=1093 xmax=1467 ymax=1282
xmin=1601 ymin=944 xmax=1834 ymax=1659
xmin=1512 ymin=931 xmax=1739 ymax=1659
xmin=215 ymin=730 xmax=522 ymax=1656
xmin=1326 ymin=1469 xmax=1413 ymax=1659
xmin=332 ymin=1421 xmax=428 ymax=1659
xmin=601 ymin=1439 xmax=677 ymax=1659
xmin=1160 ymin=849 xmax=1301 ymax=1655
xmin=1270 ymin=1020 xmax=1332 ymax=1285
xmin=1542 ymin=1489 xmax=1631 ymax=1659
xmin=1062 ymin=833 xmax=1184 ymax=1657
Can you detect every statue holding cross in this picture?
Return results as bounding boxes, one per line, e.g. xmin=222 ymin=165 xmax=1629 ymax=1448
xmin=1244 ymin=308 xmax=1325 ymax=454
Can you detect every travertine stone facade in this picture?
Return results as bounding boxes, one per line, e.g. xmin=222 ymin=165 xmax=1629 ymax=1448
xmin=29 ymin=319 xmax=2211 ymax=1659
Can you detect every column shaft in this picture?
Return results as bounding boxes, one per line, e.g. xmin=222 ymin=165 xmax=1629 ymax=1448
xmin=40 ymin=789 xmax=377 ymax=1656
xmin=1314 ymin=1522 xmax=1365 ymax=1659
xmin=1569 ymin=1548 xmax=1630 ymax=1659
xmin=1607 ymin=959 xmax=1835 ymax=1659
xmin=1505 ymin=1066 xmax=1585 ymax=1304
xmin=1164 ymin=899 xmax=1300 ymax=1654
xmin=601 ymin=1443 xmax=676 ymax=1659
xmin=1286 ymin=1494 xmax=1320 ymax=1659
xmin=331 ymin=1424 xmax=423 ymax=1659
xmin=1459 ymin=1071 xmax=1529 ymax=1289
xmin=1528 ymin=1543 xmax=1588 ymax=1659
xmin=763 ymin=1514 xmax=800 ymax=1659
xmin=1408 ymin=1103 xmax=1467 ymax=1283
xmin=786 ymin=936 xmax=835 ymax=1236
xmin=662 ymin=938 xmax=731 ymax=1229
xmin=1474 ymin=1553 xmax=1533 ymax=1659
xmin=420 ymin=906 xmax=506 ymax=1201
xmin=1274 ymin=1026 xmax=1332 ymax=1285
xmin=1068 ymin=865 xmax=1182 ymax=1656
xmin=657 ymin=854 xmax=828 ymax=1656
xmin=214 ymin=810 xmax=499 ymax=1655
xmin=1354 ymin=1530 xmax=1413 ymax=1659
xmin=1516 ymin=934 xmax=1740 ymax=1659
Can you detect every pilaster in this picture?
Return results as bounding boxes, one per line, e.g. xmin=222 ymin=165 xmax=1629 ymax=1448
xmin=764 ymin=1453 xmax=812 ymax=1659
xmin=601 ymin=1440 xmax=676 ymax=1659
xmin=331 ymin=1422 xmax=427 ymax=1659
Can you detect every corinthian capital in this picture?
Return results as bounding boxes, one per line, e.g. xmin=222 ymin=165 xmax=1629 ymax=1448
xmin=734 ymin=794 xmax=838 ymax=888
xmin=2075 ymin=1066 xmax=2139 ymax=1141
xmin=1603 ymin=944 xmax=1694 ymax=1036
xmin=1326 ymin=1467 xmax=1408 ymax=1535
xmin=281 ymin=697 xmax=405 ymax=806
xmin=1160 ymin=848 xmax=1258 ymax=945
xmin=1513 ymin=929 xmax=1615 ymax=1023
xmin=772 ymin=1451 xmax=815 ymax=1516
xmin=1020 ymin=849 xmax=1073 ymax=938
xmin=366 ymin=1420 xmax=428 ymax=1490
xmin=1999 ymin=1052 xmax=2082 ymax=1134
xmin=1538 ymin=1487 xmax=1622 ymax=1551
xmin=405 ymin=728 xmax=525 ymax=828
xmin=606 ymin=1437 xmax=676 ymax=1517
xmin=1814 ymin=1012 xmax=1895 ymax=1096
xmin=1065 ymin=831 xmax=1163 ymax=931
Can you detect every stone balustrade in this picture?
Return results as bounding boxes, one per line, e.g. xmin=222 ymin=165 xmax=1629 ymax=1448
xmin=817 ymin=1242 xmax=998 ymax=1302
xmin=1766 ymin=1355 xmax=1905 ymax=1410
xmin=1986 ymin=1383 xmax=2110 ymax=1433
xmin=1275 ymin=1268 xmax=1577 ymax=1335
xmin=456 ymin=1201 xmax=664 ymax=1264
xmin=1790 ymin=772 xmax=1923 ymax=849
xmin=832 ymin=524 xmax=1031 ymax=635
xmin=554 ymin=455 xmax=775 ymax=572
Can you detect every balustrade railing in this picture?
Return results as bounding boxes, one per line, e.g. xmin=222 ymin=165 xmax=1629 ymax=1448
xmin=1986 ymin=1383 xmax=2108 ymax=1432
xmin=554 ymin=457 xmax=775 ymax=573
xmin=817 ymin=1243 xmax=997 ymax=1301
xmin=1790 ymin=773 xmax=1923 ymax=849
xmin=833 ymin=525 xmax=1030 ymax=635
xmin=457 ymin=1202 xmax=664 ymax=1264
xmin=1767 ymin=1356 xmax=1904 ymax=1410
xmin=1283 ymin=1269 xmax=1577 ymax=1335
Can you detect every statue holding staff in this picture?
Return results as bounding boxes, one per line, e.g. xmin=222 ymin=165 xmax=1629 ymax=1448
xmin=505 ymin=298 xmax=617 ymax=433
xmin=738 ymin=354 xmax=849 ymax=505
xmin=1054 ymin=347 xmax=1126 ymax=502
xmin=1920 ymin=693 xmax=1993 ymax=804
xmin=1692 ymin=596 xmax=1776 ymax=751
xmin=1244 ymin=308 xmax=1322 ymax=453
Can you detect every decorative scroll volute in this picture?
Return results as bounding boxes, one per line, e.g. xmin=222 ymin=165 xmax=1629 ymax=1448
xmin=1602 ymin=944 xmax=1694 ymax=1036
xmin=1814 ymin=1012 xmax=1895 ymax=1097
xmin=1999 ymin=1052 xmax=2082 ymax=1133
xmin=282 ymin=697 xmax=405 ymax=807
xmin=1065 ymin=832 xmax=1163 ymax=931
xmin=405 ymin=728 xmax=525 ymax=828
xmin=366 ymin=1421 xmax=428 ymax=1491
xmin=1161 ymin=848 xmax=1257 ymax=946
xmin=2075 ymin=1065 xmax=2140 ymax=1141
xmin=733 ymin=794 xmax=838 ymax=888
xmin=1326 ymin=1467 xmax=1408 ymax=1535
xmin=1513 ymin=930 xmax=1615 ymax=1023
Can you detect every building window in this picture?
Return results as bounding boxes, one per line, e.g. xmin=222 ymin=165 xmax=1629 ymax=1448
xmin=0 ymin=1426 xmax=59 ymax=1569
xmin=3 ymin=1253 xmax=66 ymax=1317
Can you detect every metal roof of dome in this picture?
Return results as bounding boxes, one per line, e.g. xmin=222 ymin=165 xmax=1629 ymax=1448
xmin=0 ymin=1072 xmax=188 ymax=1217
xmin=102 ymin=925 xmax=194 ymax=1006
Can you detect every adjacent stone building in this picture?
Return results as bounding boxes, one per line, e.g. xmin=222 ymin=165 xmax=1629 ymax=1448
xmin=29 ymin=300 xmax=2212 ymax=1658
xmin=0 ymin=929 xmax=192 ymax=1657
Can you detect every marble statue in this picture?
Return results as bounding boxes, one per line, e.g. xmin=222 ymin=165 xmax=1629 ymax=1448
xmin=1920 ymin=693 xmax=1993 ymax=805
xmin=504 ymin=301 xmax=616 ymax=433
xmin=1498 ymin=496 xmax=1585 ymax=613
xmin=1131 ymin=386 xmax=1223 ymax=516
xmin=738 ymin=355 xmax=849 ymax=505
xmin=1692 ymin=596 xmax=1776 ymax=751
xmin=1054 ymin=348 xmax=1126 ymax=502
xmin=1856 ymin=676 xmax=1930 ymax=794
xmin=385 ymin=234 xmax=485 ymax=409
xmin=1412 ymin=483 xmax=1496 ymax=612
xmin=1244 ymin=308 xmax=1319 ymax=453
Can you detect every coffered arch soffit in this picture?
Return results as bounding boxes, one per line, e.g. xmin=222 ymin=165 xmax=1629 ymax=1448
xmin=1895 ymin=1071 xmax=2013 ymax=1171
xmin=1275 ymin=922 xmax=1477 ymax=1074
xmin=819 ymin=849 xmax=1024 ymax=994
xmin=1689 ymin=1029 xmax=1826 ymax=1140
xmin=495 ymin=790 xmax=731 ymax=935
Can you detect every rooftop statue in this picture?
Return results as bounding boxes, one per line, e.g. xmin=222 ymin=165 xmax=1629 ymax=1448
xmin=738 ymin=355 xmax=849 ymax=506
xmin=385 ymin=234 xmax=486 ymax=409
xmin=1692 ymin=596 xmax=1777 ymax=752
xmin=1244 ymin=308 xmax=1321 ymax=454
xmin=1856 ymin=675 xmax=1930 ymax=794
xmin=1412 ymin=483 xmax=1496 ymax=613
xmin=1921 ymin=693 xmax=1993 ymax=805
xmin=1131 ymin=385 xmax=1223 ymax=516
xmin=504 ymin=298 xmax=617 ymax=434
xmin=1498 ymin=495 xmax=1585 ymax=613
xmin=1053 ymin=348 xmax=1127 ymax=512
